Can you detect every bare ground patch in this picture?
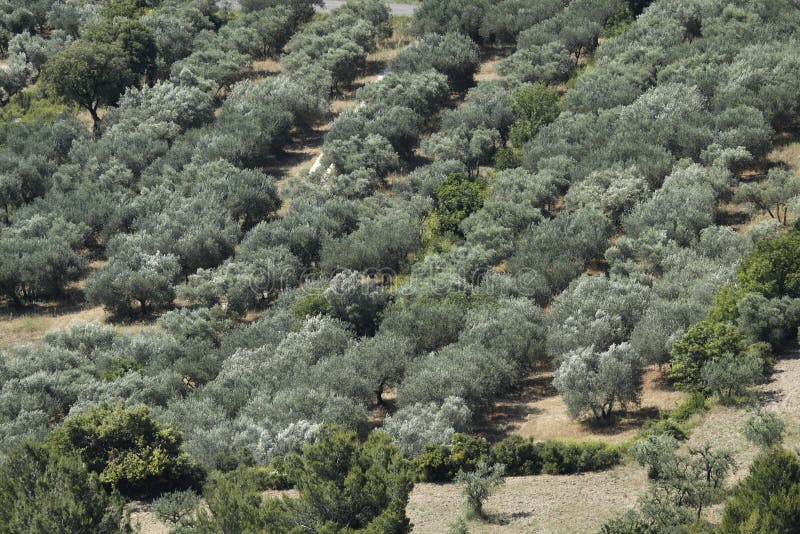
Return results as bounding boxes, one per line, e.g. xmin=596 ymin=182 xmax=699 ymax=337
xmin=482 ymin=366 xmax=686 ymax=443
xmin=407 ymin=463 xmax=647 ymax=533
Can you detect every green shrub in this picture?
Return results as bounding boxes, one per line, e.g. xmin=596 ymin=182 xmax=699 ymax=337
xmin=737 ymin=230 xmax=800 ymax=299
xmin=416 ymin=443 xmax=457 ymax=482
xmin=290 ymin=288 xmax=332 ymax=324
xmin=490 ymin=435 xmax=543 ymax=476
xmin=230 ymin=459 xmax=294 ymax=491
xmin=639 ymin=418 xmax=688 ymax=441
xmin=494 ymin=147 xmax=520 ymax=170
xmin=417 ymin=434 xmax=620 ymax=481
xmin=195 ymin=469 xmax=294 ymax=533
xmin=49 ymin=403 xmax=204 ymax=499
xmin=667 ymin=320 xmax=750 ymax=391
xmin=670 ymin=393 xmax=708 ymax=423
xmin=415 ymin=434 xmax=490 ymax=482
xmin=449 ymin=433 xmax=491 ymax=472
xmin=286 ymin=426 xmax=414 ymax=532
xmin=433 ymin=173 xmax=487 ymax=235
xmin=539 ymin=440 xmax=621 ymax=475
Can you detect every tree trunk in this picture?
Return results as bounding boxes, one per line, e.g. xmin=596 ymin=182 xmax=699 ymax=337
xmin=87 ymin=104 xmax=101 ymax=132
xmin=375 ymin=382 xmax=386 ymax=406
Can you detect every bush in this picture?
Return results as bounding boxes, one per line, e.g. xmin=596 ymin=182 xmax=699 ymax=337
xmin=415 ymin=443 xmax=457 ymax=482
xmin=286 ymin=426 xmax=414 ymax=532
xmin=539 ymin=440 xmax=621 ymax=475
xmin=49 ymin=403 xmax=204 ymax=499
xmin=433 ymin=173 xmax=487 ymax=236
xmin=490 ymin=435 xmax=542 ymax=476
xmin=737 ymin=230 xmax=800 ymax=299
xmin=670 ymin=393 xmax=708 ymax=423
xmin=152 ymin=489 xmax=200 ymax=525
xmin=417 ymin=434 xmax=620 ymax=481
xmin=742 ymin=410 xmax=785 ymax=450
xmin=415 ymin=433 xmax=490 ymax=482
xmin=667 ymin=320 xmax=750 ymax=391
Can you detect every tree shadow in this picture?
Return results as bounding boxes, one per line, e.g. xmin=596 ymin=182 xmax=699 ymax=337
xmin=0 ymin=286 xmax=88 ymax=317
xmin=485 ymin=510 xmax=534 ymax=526
xmin=771 ymin=116 xmax=800 ymax=148
xmin=260 ymin=129 xmax=326 ymax=177
xmin=478 ymin=370 xmax=556 ymax=441
xmin=648 ymin=368 xmax=676 ymax=392
xmin=578 ymin=406 xmax=662 ymax=436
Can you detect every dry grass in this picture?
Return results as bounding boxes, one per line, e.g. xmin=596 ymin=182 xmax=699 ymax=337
xmin=407 ymin=463 xmax=648 ymax=533
xmin=129 ymin=502 xmax=171 ymax=534
xmin=0 ymin=305 xmax=152 ymax=350
xmin=475 ymin=56 xmax=502 ymax=82
xmin=252 ymin=58 xmax=282 ymax=75
xmin=769 ymin=141 xmax=800 ymax=173
xmin=482 ymin=366 xmax=685 ymax=444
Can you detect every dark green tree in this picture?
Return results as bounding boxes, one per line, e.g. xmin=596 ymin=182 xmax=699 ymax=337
xmin=667 ymin=320 xmax=750 ymax=391
xmin=83 ymin=17 xmax=158 ymax=79
xmin=721 ymin=448 xmax=800 ymax=533
xmin=48 ymin=403 xmax=204 ymax=499
xmin=738 ymin=230 xmax=800 ymax=298
xmin=287 ymin=426 xmax=414 ymax=532
xmin=42 ymin=41 xmax=136 ymax=130
xmin=0 ymin=441 xmax=126 ymax=534
xmin=509 ymin=83 xmax=561 ymax=148
xmin=433 ymin=173 xmax=487 ymax=235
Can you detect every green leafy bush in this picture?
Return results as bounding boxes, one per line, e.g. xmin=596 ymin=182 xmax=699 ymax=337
xmin=490 ymin=435 xmax=543 ymax=476
xmin=433 ymin=173 xmax=487 ymax=236
xmin=49 ymin=403 xmax=204 ymax=499
xmin=415 ymin=433 xmax=490 ymax=482
xmin=416 ymin=434 xmax=620 ymax=481
xmin=539 ymin=440 xmax=621 ymax=475
xmin=667 ymin=320 xmax=750 ymax=391
xmin=737 ymin=230 xmax=800 ymax=298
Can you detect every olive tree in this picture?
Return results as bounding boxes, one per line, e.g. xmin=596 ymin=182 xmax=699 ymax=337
xmin=324 ymin=270 xmax=387 ymax=336
xmin=553 ymin=343 xmax=642 ymax=421
xmin=410 ymin=0 xmax=488 ymax=40
xmin=742 ymin=410 xmax=785 ymax=450
xmin=456 ymin=462 xmax=506 ymax=518
xmin=735 ymin=168 xmax=800 ymax=226
xmin=390 ymin=32 xmax=480 ymax=89
xmin=85 ymin=249 xmax=180 ymax=318
xmin=383 ymin=397 xmax=471 ymax=457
